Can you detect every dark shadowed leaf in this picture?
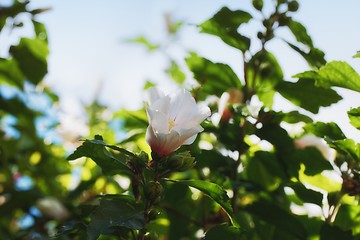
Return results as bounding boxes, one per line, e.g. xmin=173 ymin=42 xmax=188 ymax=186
xmin=320 ymin=223 xmax=353 ymax=240
xmin=289 ymin=182 xmax=323 ymax=205
xmin=166 ymin=179 xmax=238 ymax=227
xmin=295 ymin=61 xmax=360 ymax=92
xmin=186 ymin=52 xmax=242 ymax=100
xmin=199 ymin=7 xmax=252 ymax=52
xmin=290 ymin=148 xmax=332 ymax=176
xmin=276 ymin=78 xmax=342 ymax=113
xmin=67 ymin=135 xmax=131 ymax=175
xmin=204 ymin=224 xmax=243 ymax=240
xmin=244 ymin=200 xmax=307 ymax=239
xmin=10 ymin=38 xmax=49 ymax=85
xmin=87 ymin=197 xmax=145 ymax=240
xmin=348 ymin=107 xmax=360 ymax=130
xmin=286 ymin=42 xmax=326 ymax=68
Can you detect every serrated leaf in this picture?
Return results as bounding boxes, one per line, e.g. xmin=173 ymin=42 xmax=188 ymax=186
xmin=186 ymin=52 xmax=242 ymax=100
xmin=199 ymin=7 xmax=252 ymax=52
xmin=244 ymin=200 xmax=307 ymax=239
xmin=204 ymin=224 xmax=243 ymax=240
xmin=304 ymin=122 xmax=345 ymax=140
xmin=87 ymin=198 xmax=145 ymax=240
xmin=166 ymin=179 xmax=238 ymax=227
xmin=276 ymin=78 xmax=342 ymax=113
xmin=67 ymin=135 xmax=131 ymax=175
xmin=295 ymin=61 xmax=360 ymax=92
xmin=10 ymin=37 xmax=49 ymax=85
xmin=288 ymin=19 xmax=313 ymax=47
xmin=348 ymin=107 xmax=360 ymax=129
xmin=326 ymin=138 xmax=360 ymax=162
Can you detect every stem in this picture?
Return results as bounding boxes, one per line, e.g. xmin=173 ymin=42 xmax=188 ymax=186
xmin=325 ymin=192 xmax=344 ymax=223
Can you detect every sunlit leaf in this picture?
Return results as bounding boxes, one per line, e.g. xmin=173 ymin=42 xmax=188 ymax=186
xmin=0 ymin=58 xmax=24 ymax=89
xmin=186 ymin=52 xmax=242 ymax=100
xmin=199 ymin=7 xmax=252 ymax=52
xmin=295 ymin=61 xmax=360 ymax=92
xmin=326 ymin=138 xmax=360 ymax=162
xmin=304 ymin=122 xmax=345 ymax=140
xmin=353 ymin=51 xmax=360 ymax=58
xmin=167 ymin=61 xmax=186 ymax=85
xmin=348 ymin=107 xmax=360 ymax=130
xmin=276 ymin=78 xmax=342 ymax=113
xmin=127 ymin=36 xmax=159 ymax=51
xmin=288 ymin=19 xmax=313 ymax=47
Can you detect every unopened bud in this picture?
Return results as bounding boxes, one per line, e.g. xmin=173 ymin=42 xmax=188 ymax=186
xmin=144 ymin=181 xmax=163 ymax=202
xmin=166 ymin=151 xmax=195 ymax=172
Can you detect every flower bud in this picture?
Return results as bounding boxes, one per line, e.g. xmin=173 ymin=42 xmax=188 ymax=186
xmin=163 ymin=151 xmax=195 ymax=172
xmin=252 ymin=0 xmax=263 ymax=11
xmin=288 ymin=1 xmax=299 ymax=12
xmin=144 ymin=181 xmax=163 ymax=203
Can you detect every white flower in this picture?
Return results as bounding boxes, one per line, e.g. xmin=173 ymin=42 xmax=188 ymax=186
xmin=146 ymin=87 xmax=211 ymax=157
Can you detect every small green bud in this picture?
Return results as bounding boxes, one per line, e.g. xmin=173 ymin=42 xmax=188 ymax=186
xmin=288 ymin=1 xmax=299 ymax=12
xmin=252 ymin=0 xmax=263 ymax=11
xmin=167 ymin=151 xmax=195 ymax=172
xmin=257 ymin=32 xmax=264 ymax=40
xmin=144 ymin=181 xmax=163 ymax=202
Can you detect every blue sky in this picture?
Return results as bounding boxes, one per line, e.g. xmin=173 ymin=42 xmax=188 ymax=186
xmin=19 ymin=0 xmax=360 ymax=141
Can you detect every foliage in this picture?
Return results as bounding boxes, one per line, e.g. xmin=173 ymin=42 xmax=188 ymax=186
xmin=1 ymin=0 xmax=360 ymax=239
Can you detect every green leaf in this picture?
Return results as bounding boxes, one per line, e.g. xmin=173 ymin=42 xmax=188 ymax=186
xmin=295 ymin=61 xmax=360 ymax=92
xmin=276 ymin=78 xmax=342 ymax=113
xmin=166 ymin=179 xmax=238 ymax=227
xmin=320 ymin=223 xmax=353 ymax=240
xmin=167 ymin=61 xmax=186 ymax=85
xmin=186 ymin=52 xmax=242 ymax=100
xmin=286 ymin=41 xmax=326 ymax=68
xmin=353 ymin=51 xmax=360 ymax=58
xmin=304 ymin=122 xmax=346 ymax=140
xmin=10 ymin=37 xmax=49 ymax=85
xmin=0 ymin=58 xmax=24 ymax=89
xmin=247 ymin=51 xmax=283 ymax=107
xmin=282 ymin=111 xmax=313 ymax=124
xmin=326 ymin=138 xmax=360 ymax=162
xmin=199 ymin=7 xmax=252 ymax=52
xmin=127 ymin=36 xmax=159 ymax=51
xmin=67 ymin=135 xmax=131 ymax=175
xmin=32 ymin=20 xmax=48 ymax=43
xmin=143 ymin=80 xmax=156 ymax=90
xmin=288 ymin=19 xmax=313 ymax=47
xmin=348 ymin=107 xmax=360 ymax=130
xmin=247 ymin=151 xmax=286 ymax=190
xmin=204 ymin=224 xmax=243 ymax=240
xmin=290 ymin=148 xmax=332 ymax=176
xmin=244 ymin=200 xmax=307 ymax=239
xmin=87 ymin=197 xmax=145 ymax=240
xmin=289 ymin=182 xmax=323 ymax=205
